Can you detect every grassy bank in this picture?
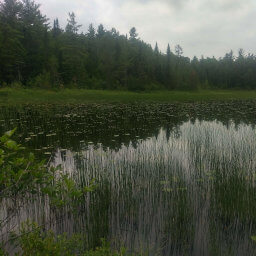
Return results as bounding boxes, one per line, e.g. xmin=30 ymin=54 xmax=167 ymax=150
xmin=1 ymin=88 xmax=256 ymax=105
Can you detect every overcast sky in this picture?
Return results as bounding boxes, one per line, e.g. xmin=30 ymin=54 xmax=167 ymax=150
xmin=39 ymin=0 xmax=256 ymax=58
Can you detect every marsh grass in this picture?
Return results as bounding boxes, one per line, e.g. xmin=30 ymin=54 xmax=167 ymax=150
xmin=1 ymin=103 xmax=256 ymax=255
xmin=1 ymin=88 xmax=256 ymax=105
xmin=47 ymin=121 xmax=256 ymax=255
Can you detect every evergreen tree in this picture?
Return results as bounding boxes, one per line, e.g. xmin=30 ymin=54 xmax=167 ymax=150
xmin=175 ymin=44 xmax=183 ymax=57
xmin=154 ymin=42 xmax=159 ymax=55
xmin=65 ymin=12 xmax=81 ymax=34
xmin=97 ymin=24 xmax=105 ymax=38
xmin=52 ymin=18 xmax=61 ymax=37
xmin=0 ymin=0 xmax=22 ymax=24
xmin=164 ymin=43 xmax=174 ymax=89
xmin=1 ymin=0 xmax=256 ymax=90
xmin=0 ymin=0 xmax=24 ymax=83
xmin=129 ymin=27 xmax=138 ymax=39
xmin=19 ymin=0 xmax=49 ymax=83
xmin=87 ymin=23 xmax=95 ymax=39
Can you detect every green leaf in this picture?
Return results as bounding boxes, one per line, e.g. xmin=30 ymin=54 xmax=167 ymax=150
xmin=251 ymin=236 xmax=256 ymax=242
xmin=28 ymin=152 xmax=35 ymax=162
xmin=83 ymin=186 xmax=94 ymax=192
xmin=0 ymin=135 xmax=8 ymax=143
xmin=5 ymin=140 xmax=18 ymax=150
xmin=5 ymin=128 xmax=17 ymax=138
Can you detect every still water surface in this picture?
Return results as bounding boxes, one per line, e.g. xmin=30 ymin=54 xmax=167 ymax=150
xmin=1 ymin=102 xmax=256 ymax=255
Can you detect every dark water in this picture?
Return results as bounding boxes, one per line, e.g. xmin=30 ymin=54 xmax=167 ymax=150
xmin=1 ymin=101 xmax=256 ymax=255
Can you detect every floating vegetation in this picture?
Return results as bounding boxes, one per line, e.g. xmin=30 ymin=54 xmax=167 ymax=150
xmin=1 ymin=102 xmax=256 ymax=255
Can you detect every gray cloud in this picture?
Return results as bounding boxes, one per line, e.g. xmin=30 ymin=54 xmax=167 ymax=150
xmin=136 ymin=0 xmax=189 ymax=9
xmin=39 ymin=0 xmax=256 ymax=58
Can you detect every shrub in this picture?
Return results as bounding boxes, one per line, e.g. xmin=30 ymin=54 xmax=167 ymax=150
xmin=9 ymin=81 xmax=23 ymax=89
xmin=11 ymin=222 xmax=85 ymax=256
xmin=5 ymin=222 xmax=126 ymax=255
xmin=0 ymin=129 xmax=95 ymax=253
xmin=0 ymin=129 xmax=128 ymax=255
xmin=28 ymin=72 xmax=52 ymax=89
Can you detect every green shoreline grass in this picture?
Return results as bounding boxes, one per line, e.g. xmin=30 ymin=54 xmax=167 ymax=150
xmin=1 ymin=88 xmax=256 ymax=105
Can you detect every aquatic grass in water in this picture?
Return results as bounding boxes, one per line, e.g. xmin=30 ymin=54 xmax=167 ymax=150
xmin=1 ymin=102 xmax=256 ymax=255
xmin=50 ymin=120 xmax=256 ymax=255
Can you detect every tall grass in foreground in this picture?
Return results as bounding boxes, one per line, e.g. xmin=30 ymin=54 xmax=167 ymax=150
xmin=48 ymin=120 xmax=256 ymax=255
xmin=1 ymin=102 xmax=256 ymax=255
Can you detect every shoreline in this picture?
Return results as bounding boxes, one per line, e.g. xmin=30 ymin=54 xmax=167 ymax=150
xmin=1 ymin=88 xmax=256 ymax=105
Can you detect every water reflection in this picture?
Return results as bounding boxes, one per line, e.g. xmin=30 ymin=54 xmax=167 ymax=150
xmin=2 ymin=102 xmax=256 ymax=255
xmin=50 ymin=120 xmax=256 ymax=255
xmin=1 ymin=101 xmax=256 ymax=153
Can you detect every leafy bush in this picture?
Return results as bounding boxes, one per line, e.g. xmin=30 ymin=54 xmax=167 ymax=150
xmin=0 ymin=129 xmax=94 ymax=211
xmin=6 ymin=222 xmax=126 ymax=256
xmin=0 ymin=129 xmax=95 ymax=253
xmin=11 ymin=222 xmax=85 ymax=256
xmin=127 ymin=77 xmax=147 ymax=91
xmin=28 ymin=72 xmax=52 ymax=89
xmin=144 ymin=82 xmax=163 ymax=91
xmin=83 ymin=239 xmax=126 ymax=256
xmin=84 ymin=78 xmax=107 ymax=90
xmin=0 ymin=129 xmax=128 ymax=255
xmin=10 ymin=81 xmax=23 ymax=89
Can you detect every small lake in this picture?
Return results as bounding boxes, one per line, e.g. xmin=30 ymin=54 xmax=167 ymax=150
xmin=1 ymin=101 xmax=256 ymax=255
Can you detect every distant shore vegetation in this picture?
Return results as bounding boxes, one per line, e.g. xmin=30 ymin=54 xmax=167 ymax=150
xmin=1 ymin=0 xmax=256 ymax=91
xmin=1 ymin=89 xmax=256 ymax=105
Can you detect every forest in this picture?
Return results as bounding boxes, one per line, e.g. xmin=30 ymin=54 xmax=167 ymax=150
xmin=1 ymin=0 xmax=256 ymax=91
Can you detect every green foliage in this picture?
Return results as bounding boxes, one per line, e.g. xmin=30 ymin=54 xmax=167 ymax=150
xmin=251 ymin=236 xmax=256 ymax=242
xmin=65 ymin=12 xmax=81 ymax=34
xmin=2 ymin=88 xmax=256 ymax=106
xmin=12 ymin=222 xmax=85 ymax=256
xmin=129 ymin=27 xmax=138 ymax=40
xmin=1 ymin=222 xmax=126 ymax=256
xmin=0 ymin=128 xmax=95 ymax=244
xmin=1 ymin=0 xmax=256 ymax=90
xmin=83 ymin=239 xmax=126 ymax=256
xmin=9 ymin=81 xmax=23 ymax=88
xmin=0 ymin=128 xmax=50 ymax=200
xmin=28 ymin=72 xmax=52 ymax=88
xmin=0 ymin=128 xmax=127 ymax=255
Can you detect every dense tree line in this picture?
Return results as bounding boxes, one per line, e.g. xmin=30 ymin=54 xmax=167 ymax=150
xmin=1 ymin=0 xmax=256 ymax=90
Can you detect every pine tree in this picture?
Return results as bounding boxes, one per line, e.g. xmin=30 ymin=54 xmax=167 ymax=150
xmin=0 ymin=0 xmax=22 ymax=25
xmin=19 ymin=0 xmax=49 ymax=82
xmin=0 ymin=0 xmax=24 ymax=83
xmin=154 ymin=42 xmax=159 ymax=55
xmin=65 ymin=12 xmax=81 ymax=34
xmin=97 ymin=24 xmax=105 ymax=38
xmin=129 ymin=27 xmax=138 ymax=39
xmin=1 ymin=0 xmax=256 ymax=90
xmin=175 ymin=44 xmax=183 ymax=57
xmin=21 ymin=0 xmax=48 ymax=27
xmin=167 ymin=44 xmax=171 ymax=59
xmin=164 ymin=43 xmax=175 ymax=89
xmin=87 ymin=23 xmax=95 ymax=39
xmin=53 ymin=18 xmax=61 ymax=37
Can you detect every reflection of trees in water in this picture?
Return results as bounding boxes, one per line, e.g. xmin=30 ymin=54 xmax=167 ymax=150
xmin=1 ymin=102 xmax=256 ymax=254
xmin=1 ymin=101 xmax=256 ymax=152
xmin=49 ymin=122 xmax=256 ymax=255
